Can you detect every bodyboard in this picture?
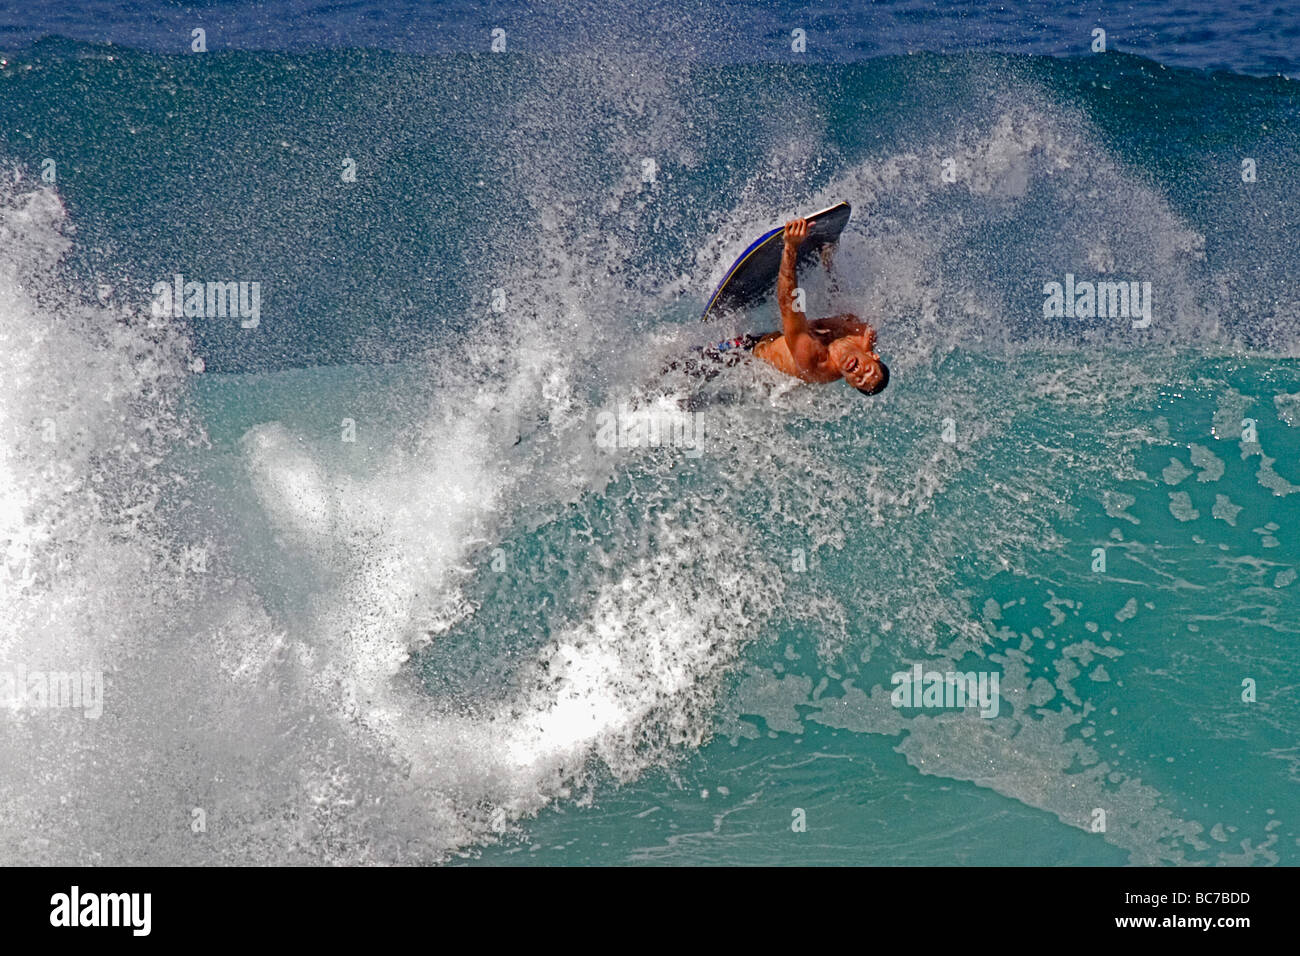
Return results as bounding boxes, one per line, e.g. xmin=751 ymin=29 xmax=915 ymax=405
xmin=701 ymin=201 xmax=851 ymax=321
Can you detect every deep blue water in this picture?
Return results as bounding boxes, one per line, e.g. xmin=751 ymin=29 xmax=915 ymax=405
xmin=3 ymin=1 xmax=1298 ymax=76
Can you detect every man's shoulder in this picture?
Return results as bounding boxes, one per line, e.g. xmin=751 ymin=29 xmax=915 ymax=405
xmin=810 ymin=313 xmax=862 ymax=331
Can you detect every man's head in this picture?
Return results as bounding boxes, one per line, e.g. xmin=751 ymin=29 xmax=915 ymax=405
xmin=828 ymin=336 xmax=889 ymax=395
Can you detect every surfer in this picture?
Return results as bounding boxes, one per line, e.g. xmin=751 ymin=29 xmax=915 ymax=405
xmin=746 ymin=217 xmax=888 ymax=394
xmin=688 ymin=217 xmax=889 ymax=394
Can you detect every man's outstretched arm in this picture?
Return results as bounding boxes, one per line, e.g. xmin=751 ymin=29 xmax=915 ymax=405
xmin=776 ymin=218 xmax=822 ymax=371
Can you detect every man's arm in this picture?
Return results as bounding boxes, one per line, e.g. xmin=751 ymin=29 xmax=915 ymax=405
xmin=776 ymin=218 xmax=824 ymax=372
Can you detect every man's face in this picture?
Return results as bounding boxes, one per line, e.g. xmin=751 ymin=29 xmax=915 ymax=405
xmin=830 ymin=338 xmax=883 ymax=392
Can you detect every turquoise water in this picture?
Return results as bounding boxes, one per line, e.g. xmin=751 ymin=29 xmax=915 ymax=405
xmin=1 ymin=16 xmax=1298 ymax=865
xmin=166 ymin=349 xmax=1298 ymax=866
xmin=448 ymin=352 xmax=1300 ymax=865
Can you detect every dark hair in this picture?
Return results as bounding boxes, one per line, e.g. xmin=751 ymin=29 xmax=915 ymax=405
xmin=855 ymin=358 xmax=890 ymax=396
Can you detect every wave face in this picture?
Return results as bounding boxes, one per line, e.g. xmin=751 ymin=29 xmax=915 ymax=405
xmin=1 ymin=34 xmax=1298 ymax=864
